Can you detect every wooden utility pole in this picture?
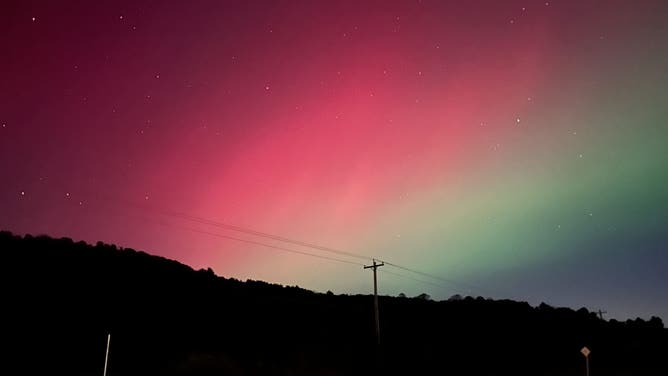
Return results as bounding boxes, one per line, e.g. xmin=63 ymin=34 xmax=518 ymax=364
xmin=364 ymin=259 xmax=384 ymax=345
xmin=597 ymin=309 xmax=607 ymax=320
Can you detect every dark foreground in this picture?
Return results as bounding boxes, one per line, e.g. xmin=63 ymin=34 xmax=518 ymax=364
xmin=3 ymin=231 xmax=666 ymax=375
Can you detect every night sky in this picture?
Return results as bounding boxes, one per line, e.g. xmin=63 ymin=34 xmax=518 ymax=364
xmin=2 ymin=1 xmax=667 ymax=321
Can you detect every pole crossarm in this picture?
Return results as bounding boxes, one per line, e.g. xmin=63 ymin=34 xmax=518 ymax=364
xmin=364 ymin=260 xmax=385 ymax=269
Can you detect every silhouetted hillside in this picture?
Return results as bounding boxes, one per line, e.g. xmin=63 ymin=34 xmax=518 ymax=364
xmin=2 ymin=231 xmax=666 ymax=375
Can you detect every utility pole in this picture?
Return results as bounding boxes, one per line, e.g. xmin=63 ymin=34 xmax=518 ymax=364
xmin=364 ymin=259 xmax=384 ymax=345
xmin=597 ymin=309 xmax=607 ymax=320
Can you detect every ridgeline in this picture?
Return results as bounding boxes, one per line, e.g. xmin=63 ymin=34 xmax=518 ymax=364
xmin=2 ymin=231 xmax=666 ymax=375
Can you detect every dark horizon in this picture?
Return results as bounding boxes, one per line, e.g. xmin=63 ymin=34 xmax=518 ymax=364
xmin=4 ymin=230 xmax=667 ymax=375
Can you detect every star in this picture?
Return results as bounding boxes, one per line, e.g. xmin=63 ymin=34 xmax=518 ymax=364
xmin=516 ymin=117 xmax=521 ymax=124
xmin=31 ymin=17 xmax=36 ymax=22
xmin=119 ymin=15 xmax=124 ymax=20
xmin=20 ymin=191 xmax=25 ymax=196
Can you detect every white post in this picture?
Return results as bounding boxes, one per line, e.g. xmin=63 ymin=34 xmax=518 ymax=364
xmin=103 ymin=334 xmax=111 ymax=376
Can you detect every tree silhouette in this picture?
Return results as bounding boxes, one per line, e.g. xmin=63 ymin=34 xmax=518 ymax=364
xmin=2 ymin=230 xmax=666 ymax=376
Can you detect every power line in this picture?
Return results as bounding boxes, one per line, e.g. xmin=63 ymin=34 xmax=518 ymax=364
xmin=151 ymin=218 xmax=365 ymax=267
xmin=124 ymin=209 xmax=475 ymax=296
xmin=166 ymin=210 xmax=372 ymax=261
xmin=69 ymin=197 xmax=370 ymax=267
xmin=165 ymin=210 xmax=500 ymax=296
xmin=379 ymin=269 xmax=452 ymax=290
xmin=89 ymin=195 xmax=533 ymax=301
xmin=141 ymin=206 xmax=491 ymax=294
xmin=110 ymin=202 xmax=483 ymax=296
xmin=378 ymin=260 xmax=493 ymax=295
xmin=105 ymin=197 xmax=373 ymax=262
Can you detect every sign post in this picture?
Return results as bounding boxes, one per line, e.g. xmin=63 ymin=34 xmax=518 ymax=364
xmin=580 ymin=346 xmax=590 ymax=376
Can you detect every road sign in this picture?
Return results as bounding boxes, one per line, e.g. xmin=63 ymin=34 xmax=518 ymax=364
xmin=581 ymin=346 xmax=591 ymax=376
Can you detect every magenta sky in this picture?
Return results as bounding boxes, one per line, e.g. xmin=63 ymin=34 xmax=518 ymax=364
xmin=2 ymin=1 xmax=667 ymax=321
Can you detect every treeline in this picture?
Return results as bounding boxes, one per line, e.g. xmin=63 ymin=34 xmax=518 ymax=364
xmin=2 ymin=231 xmax=666 ymax=375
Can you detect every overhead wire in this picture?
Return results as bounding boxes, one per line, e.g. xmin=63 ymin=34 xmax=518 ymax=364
xmin=379 ymin=269 xmax=451 ymax=290
xmin=100 ymin=196 xmax=373 ymax=262
xmin=148 ymin=217 xmax=366 ymax=267
xmin=378 ymin=260 xmax=495 ymax=296
xmin=89 ymin=194 xmax=531 ymax=300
